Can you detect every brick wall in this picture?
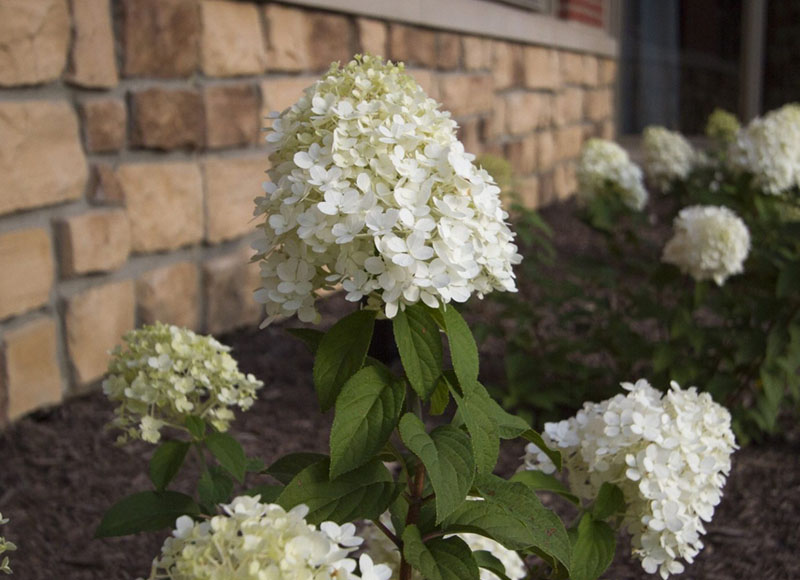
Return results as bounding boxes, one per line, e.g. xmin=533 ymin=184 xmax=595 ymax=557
xmin=0 ymin=0 xmax=617 ymax=425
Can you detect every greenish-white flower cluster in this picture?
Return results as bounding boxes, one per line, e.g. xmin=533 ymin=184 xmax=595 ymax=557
xmin=704 ymin=109 xmax=740 ymax=146
xmin=103 ymin=323 xmax=264 ymax=444
xmin=523 ymin=380 xmax=736 ymax=580
xmin=0 ymin=513 xmax=15 ymax=575
xmin=662 ymin=205 xmax=750 ymax=286
xmin=642 ymin=126 xmax=696 ymax=191
xmin=577 ymin=138 xmax=648 ymax=211
xmin=254 ymin=55 xmax=521 ymax=324
xmin=147 ymin=496 xmax=391 ymax=580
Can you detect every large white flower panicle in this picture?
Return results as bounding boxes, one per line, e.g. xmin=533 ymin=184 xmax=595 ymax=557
xmin=728 ymin=103 xmax=800 ymax=195
xmin=577 ymin=138 xmax=648 ymax=211
xmin=522 ymin=380 xmax=737 ymax=580
xmin=642 ymin=126 xmax=696 ymax=192
xmin=103 ymin=323 xmax=264 ymax=444
xmin=0 ymin=513 xmax=15 ymax=575
xmin=254 ymin=55 xmax=521 ymax=324
xmin=662 ymin=205 xmax=750 ymax=286
xmin=147 ymin=496 xmax=391 ymax=580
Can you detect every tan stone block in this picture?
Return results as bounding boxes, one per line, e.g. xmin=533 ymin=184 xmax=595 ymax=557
xmin=0 ymin=101 xmax=87 ymax=216
xmin=390 ymin=24 xmax=436 ymax=68
xmin=80 ymin=98 xmax=126 ymax=153
xmin=56 ymin=209 xmax=130 ymax=276
xmin=554 ymin=88 xmax=584 ymax=126
xmin=261 ymin=76 xmax=317 ymax=117
xmin=457 ymin=118 xmax=483 ymax=155
xmin=523 ymin=46 xmax=559 ymax=90
xmin=437 ymin=33 xmax=461 ymax=70
xmin=89 ymin=163 xmax=125 ymax=205
xmin=65 ymin=280 xmax=135 ymax=385
xmin=538 ymin=171 xmax=556 ymax=205
xmin=204 ymin=246 xmax=261 ymax=334
xmin=357 ymin=17 xmax=387 ymax=57
xmin=0 ymin=0 xmax=69 ymax=86
xmin=463 ymin=36 xmax=492 ymax=70
xmin=556 ymin=126 xmax=584 ymax=161
xmin=586 ymin=88 xmax=613 ymax=121
xmin=561 ymin=51 xmax=584 ymax=84
xmin=438 ymin=74 xmax=493 ymax=117
xmin=3 ymin=318 xmax=62 ymax=420
xmin=137 ymin=262 xmax=199 ymax=328
xmin=491 ymin=41 xmax=522 ymax=90
xmin=583 ymin=55 xmax=599 ymax=86
xmin=201 ymin=0 xmax=266 ymax=76
xmin=203 ymin=157 xmax=266 ymax=243
xmin=263 ymin=4 xmax=312 ymax=71
xmin=554 ymin=163 xmax=578 ymax=200
xmin=516 ymin=176 xmax=540 ymax=208
xmin=601 ymin=119 xmax=615 ymax=140
xmin=504 ymin=136 xmax=537 ymax=175
xmin=600 ymin=59 xmax=617 ymax=85
xmin=0 ymin=229 xmax=53 ymax=320
xmin=116 ymin=162 xmax=204 ymax=253
xmin=537 ymin=131 xmax=556 ymax=171
xmin=504 ymin=92 xmax=550 ymax=135
xmin=205 ymin=84 xmax=261 ymax=149
xmin=131 ymin=88 xmax=205 ymax=150
xmin=307 ymin=12 xmax=353 ymax=71
xmin=488 ymin=98 xmax=506 ymax=140
xmin=121 ymin=0 xmax=200 ymax=77
xmin=66 ymin=0 xmax=118 ymax=88
xmin=407 ymin=69 xmax=439 ymax=101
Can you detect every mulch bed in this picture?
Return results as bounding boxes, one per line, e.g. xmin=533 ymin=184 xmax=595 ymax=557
xmin=1 ymin=200 xmax=798 ymax=579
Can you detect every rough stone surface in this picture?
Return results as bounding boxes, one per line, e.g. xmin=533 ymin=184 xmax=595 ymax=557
xmin=0 ymin=101 xmax=87 ymax=216
xmin=390 ymin=24 xmax=437 ymax=68
xmin=561 ymin=51 xmax=584 ymax=84
xmin=263 ymin=4 xmax=312 ymax=71
xmin=463 ymin=36 xmax=492 ymax=70
xmin=600 ymin=58 xmax=617 ymax=85
xmin=204 ymin=246 xmax=261 ymax=334
xmin=554 ymin=88 xmax=584 ymax=126
xmin=523 ymin=46 xmax=560 ymax=90
xmin=491 ymin=41 xmax=522 ymax=90
xmin=65 ymin=281 xmax=135 ymax=386
xmin=201 ymin=0 xmax=266 ymax=76
xmin=121 ymin=0 xmax=200 ymax=77
xmin=3 ymin=318 xmax=62 ymax=420
xmin=504 ymin=92 xmax=550 ymax=135
xmin=437 ymin=33 xmax=461 ymax=69
xmin=457 ymin=118 xmax=483 ymax=155
xmin=131 ymin=88 xmax=205 ymax=150
xmin=80 ymin=98 xmax=126 ymax=153
xmin=261 ymin=76 xmax=317 ymax=116
xmin=116 ymin=162 xmax=204 ymax=253
xmin=438 ymin=74 xmax=493 ymax=117
xmin=0 ymin=0 xmax=69 ymax=86
xmin=554 ymin=162 xmax=578 ymax=199
xmin=356 ymin=18 xmax=387 ymax=57
xmin=203 ymin=157 xmax=266 ymax=243
xmin=307 ymin=12 xmax=353 ymax=71
xmin=505 ymin=136 xmax=537 ymax=175
xmin=205 ymin=84 xmax=261 ymax=148
xmin=88 ymin=163 xmax=125 ymax=205
xmin=66 ymin=0 xmax=118 ymax=88
xmin=538 ymin=131 xmax=557 ymax=171
xmin=137 ymin=262 xmax=199 ymax=329
xmin=489 ymin=98 xmax=507 ymax=140
xmin=0 ymin=229 xmax=53 ymax=320
xmin=585 ymin=88 xmax=613 ymax=121
xmin=516 ymin=176 xmax=540 ymax=208
xmin=55 ymin=209 xmax=130 ymax=277
xmin=556 ymin=125 xmax=584 ymax=161
xmin=582 ymin=55 xmax=599 ymax=86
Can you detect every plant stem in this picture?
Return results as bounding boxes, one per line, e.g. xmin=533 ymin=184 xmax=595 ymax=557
xmin=399 ymin=460 xmax=426 ymax=580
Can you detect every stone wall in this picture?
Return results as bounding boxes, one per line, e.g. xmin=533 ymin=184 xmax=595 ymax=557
xmin=0 ymin=0 xmax=617 ymax=425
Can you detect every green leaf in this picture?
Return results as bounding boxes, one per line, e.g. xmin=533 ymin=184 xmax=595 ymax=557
xmin=441 ymin=306 xmax=479 ymax=391
xmin=205 ymin=432 xmax=247 ymax=483
xmin=511 ymin=471 xmax=579 ymax=505
xmin=451 ymin=385 xmax=499 ymax=474
xmin=246 ymin=457 xmax=267 ymax=473
xmin=243 ymin=484 xmax=283 ymax=503
xmin=286 ymin=328 xmax=325 ymax=354
xmin=472 ymin=550 xmax=513 ymax=580
xmin=265 ymin=452 xmax=328 ymax=484
xmin=278 ymin=457 xmax=399 ymax=525
xmin=198 ymin=466 xmax=234 ymax=510
xmin=429 ymin=378 xmax=450 ymax=415
xmin=393 ymin=304 xmax=444 ymax=399
xmin=185 ymin=416 xmax=206 ymax=439
xmin=313 ymin=309 xmax=377 ymax=410
xmin=403 ymin=525 xmax=480 ymax=580
xmin=777 ymin=261 xmax=800 ymax=298
xmin=330 ymin=365 xmax=405 ymax=478
xmin=521 ymin=430 xmax=562 ymax=471
xmin=569 ymin=514 xmax=615 ymax=580
xmin=399 ymin=414 xmax=475 ymax=523
xmin=95 ymin=491 xmax=199 ymax=537
xmin=149 ymin=440 xmax=190 ymax=491
xmin=592 ymin=482 xmax=625 ymax=521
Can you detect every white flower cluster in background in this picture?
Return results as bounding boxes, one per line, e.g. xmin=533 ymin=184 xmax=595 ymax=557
xmin=576 ymin=138 xmax=648 ymax=211
xmin=103 ymin=322 xmax=264 ymax=444
xmin=361 ymin=512 xmax=526 ymax=580
xmin=146 ymin=496 xmax=391 ymax=580
xmin=662 ymin=205 xmax=750 ymax=286
xmin=704 ymin=109 xmax=740 ymax=146
xmin=254 ymin=55 xmax=521 ymax=324
xmin=522 ymin=379 xmax=736 ymax=580
xmin=728 ymin=103 xmax=800 ymax=195
xmin=0 ymin=513 xmax=15 ymax=575
xmin=642 ymin=126 xmax=696 ymax=191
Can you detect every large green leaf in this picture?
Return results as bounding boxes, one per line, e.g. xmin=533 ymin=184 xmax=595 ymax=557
xmin=592 ymin=482 xmax=625 ymax=521
xmin=330 ymin=365 xmax=405 ymax=478
xmin=393 ymin=304 xmax=443 ymax=399
xmin=313 ymin=309 xmax=377 ymax=410
xmin=452 ymin=386 xmax=499 ymax=474
xmin=149 ymin=440 xmax=190 ymax=491
xmin=278 ymin=457 xmax=398 ymax=525
xmin=286 ymin=328 xmax=325 ymax=354
xmin=95 ymin=491 xmax=199 ymax=537
xmin=569 ymin=514 xmax=615 ymax=580
xmin=399 ymin=414 xmax=475 ymax=523
xmin=198 ymin=466 xmax=233 ymax=511
xmin=440 ymin=306 xmax=479 ymax=391
xmin=265 ymin=452 xmax=328 ymax=484
xmin=511 ymin=470 xmax=579 ymax=505
xmin=472 ymin=550 xmax=512 ymax=580
xmin=403 ymin=525 xmax=480 ymax=580
xmin=205 ymin=432 xmax=247 ymax=483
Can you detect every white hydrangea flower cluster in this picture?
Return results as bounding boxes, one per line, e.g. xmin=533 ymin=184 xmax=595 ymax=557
xmin=0 ymin=513 xmax=15 ymax=575
xmin=254 ymin=55 xmax=521 ymax=323
xmin=360 ymin=512 xmax=526 ymax=580
xmin=704 ymin=109 xmax=740 ymax=146
xmin=522 ymin=379 xmax=737 ymax=580
xmin=642 ymin=126 xmax=696 ymax=191
xmin=576 ymin=138 xmax=648 ymax=211
xmin=147 ymin=496 xmax=391 ymax=580
xmin=728 ymin=103 xmax=800 ymax=195
xmin=661 ymin=205 xmax=750 ymax=286
xmin=103 ymin=322 xmax=264 ymax=444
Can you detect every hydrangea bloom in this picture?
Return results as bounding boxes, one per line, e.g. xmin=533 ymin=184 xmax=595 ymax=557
xmin=642 ymin=126 xmax=696 ymax=191
xmin=728 ymin=103 xmax=800 ymax=195
xmin=576 ymin=138 xmax=648 ymax=211
xmin=522 ymin=379 xmax=737 ymax=579
xmin=704 ymin=109 xmax=740 ymax=145
xmin=361 ymin=512 xmax=526 ymax=580
xmin=254 ymin=55 xmax=521 ymax=324
xmin=103 ymin=323 xmax=264 ymax=444
xmin=662 ymin=205 xmax=750 ymax=286
xmin=146 ymin=496 xmax=391 ymax=580
xmin=0 ymin=513 xmax=15 ymax=575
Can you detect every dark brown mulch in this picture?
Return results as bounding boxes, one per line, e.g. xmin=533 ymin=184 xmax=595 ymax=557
xmin=1 ymin=200 xmax=799 ymax=580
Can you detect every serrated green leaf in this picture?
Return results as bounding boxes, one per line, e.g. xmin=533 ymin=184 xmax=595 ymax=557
xmin=451 ymin=385 xmax=499 ymax=474
xmin=472 ymin=550 xmax=513 ymax=580
xmin=286 ymin=328 xmax=325 ymax=354
xmin=403 ymin=525 xmax=480 ymax=580
xmin=330 ymin=365 xmax=405 ymax=478
xmin=511 ymin=471 xmax=579 ymax=505
xmin=185 ymin=416 xmax=206 ymax=439
xmin=393 ymin=304 xmax=444 ymax=399
xmin=441 ymin=306 xmax=479 ymax=391
xmin=198 ymin=466 xmax=233 ymax=510
xmin=243 ymin=484 xmax=283 ymax=503
xmin=205 ymin=432 xmax=247 ymax=483
xmin=313 ymin=310 xmax=377 ymax=410
xmin=592 ymin=482 xmax=625 ymax=521
xmin=149 ymin=440 xmax=190 ymax=491
xmin=569 ymin=514 xmax=615 ymax=580
xmin=95 ymin=491 xmax=199 ymax=537
xmin=265 ymin=452 xmax=328 ymax=484
xmin=430 ymin=378 xmax=450 ymax=415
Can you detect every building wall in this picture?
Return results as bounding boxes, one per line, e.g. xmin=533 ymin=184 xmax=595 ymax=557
xmin=0 ymin=0 xmax=617 ymax=425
